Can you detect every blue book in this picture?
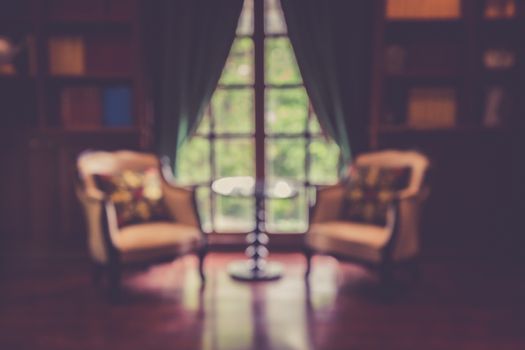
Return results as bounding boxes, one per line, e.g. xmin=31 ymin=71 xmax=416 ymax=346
xmin=103 ymin=86 xmax=132 ymax=126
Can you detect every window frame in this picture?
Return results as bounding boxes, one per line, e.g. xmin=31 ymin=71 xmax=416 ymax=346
xmin=181 ymin=0 xmax=340 ymax=242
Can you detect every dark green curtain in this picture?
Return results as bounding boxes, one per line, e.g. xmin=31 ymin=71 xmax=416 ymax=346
xmin=144 ymin=0 xmax=243 ymax=169
xmin=281 ymin=0 xmax=374 ymax=169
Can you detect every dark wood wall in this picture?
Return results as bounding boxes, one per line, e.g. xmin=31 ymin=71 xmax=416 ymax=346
xmin=0 ymin=130 xmax=141 ymax=255
xmin=380 ymin=129 xmax=522 ymax=259
xmin=369 ymin=0 xmax=525 ymax=260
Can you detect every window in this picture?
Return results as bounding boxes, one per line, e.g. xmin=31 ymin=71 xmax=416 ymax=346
xmin=176 ymin=0 xmax=340 ymax=234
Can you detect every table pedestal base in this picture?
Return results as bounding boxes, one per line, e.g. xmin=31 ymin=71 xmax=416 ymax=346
xmin=228 ymin=260 xmax=283 ymax=281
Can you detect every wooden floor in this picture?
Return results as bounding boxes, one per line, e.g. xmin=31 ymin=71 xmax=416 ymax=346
xmin=1 ymin=252 xmax=524 ymax=350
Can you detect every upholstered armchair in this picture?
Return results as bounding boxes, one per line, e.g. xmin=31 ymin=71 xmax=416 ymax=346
xmin=305 ymin=150 xmax=430 ymax=285
xmin=76 ymin=150 xmax=206 ymax=297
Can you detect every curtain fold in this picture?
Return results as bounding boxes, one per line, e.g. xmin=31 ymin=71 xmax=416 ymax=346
xmin=144 ymin=0 xmax=243 ymax=170
xmin=281 ymin=0 xmax=374 ymax=169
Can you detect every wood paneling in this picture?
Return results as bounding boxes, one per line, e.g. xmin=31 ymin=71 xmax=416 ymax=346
xmin=379 ymin=129 xmax=518 ymax=258
xmin=0 ymin=130 xmax=141 ymax=253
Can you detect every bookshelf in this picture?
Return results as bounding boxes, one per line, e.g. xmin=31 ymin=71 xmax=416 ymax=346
xmin=0 ymin=0 xmax=146 ymax=244
xmin=370 ymin=0 xmax=523 ymax=257
xmin=0 ymin=0 xmax=144 ymax=135
xmin=370 ymin=0 xmax=525 ymax=147
xmin=477 ymin=0 xmax=522 ymax=130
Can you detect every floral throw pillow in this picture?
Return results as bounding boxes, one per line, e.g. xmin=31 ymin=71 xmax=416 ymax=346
xmin=341 ymin=165 xmax=411 ymax=226
xmin=94 ymin=168 xmax=171 ymax=228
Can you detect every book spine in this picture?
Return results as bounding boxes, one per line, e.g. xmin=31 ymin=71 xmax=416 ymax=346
xmin=49 ymin=36 xmax=85 ymax=75
xmin=408 ymin=88 xmax=456 ymax=128
xmin=386 ymin=0 xmax=460 ymax=19
xmin=60 ymin=86 xmax=102 ymax=129
xmin=102 ymin=86 xmax=132 ymax=126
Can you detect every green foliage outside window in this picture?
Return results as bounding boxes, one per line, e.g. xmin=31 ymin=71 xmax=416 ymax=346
xmin=265 ymin=38 xmax=302 ymax=85
xmin=266 ymin=88 xmax=308 ymax=134
xmin=213 ymin=89 xmax=254 ymax=134
xmin=176 ymin=22 xmax=340 ymax=233
xmin=220 ymin=38 xmax=253 ymax=85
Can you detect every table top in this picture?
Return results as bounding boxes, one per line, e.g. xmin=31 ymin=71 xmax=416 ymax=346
xmin=211 ymin=176 xmax=297 ymax=199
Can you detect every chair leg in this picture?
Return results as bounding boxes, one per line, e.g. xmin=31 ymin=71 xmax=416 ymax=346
xmin=379 ymin=262 xmax=394 ymax=290
xmin=408 ymin=258 xmax=421 ymax=282
xmin=108 ymin=262 xmax=122 ymax=301
xmin=198 ymin=248 xmax=206 ymax=284
xmin=377 ymin=262 xmax=398 ymax=302
xmin=92 ymin=263 xmax=104 ymax=286
xmin=304 ymin=247 xmax=313 ymax=278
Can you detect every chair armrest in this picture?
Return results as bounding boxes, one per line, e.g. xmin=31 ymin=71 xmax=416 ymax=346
xmin=383 ymin=185 xmax=430 ymax=261
xmin=81 ymin=188 xmax=106 ymax=202
xmin=76 ymin=185 xmax=118 ymax=263
xmin=395 ymin=184 xmax=430 ymax=202
xmin=310 ymin=183 xmax=346 ymax=224
xmin=161 ymin=181 xmax=201 ymax=229
xmin=159 ymin=156 xmax=202 ymax=229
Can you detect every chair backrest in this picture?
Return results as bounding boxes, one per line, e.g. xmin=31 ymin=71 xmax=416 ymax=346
xmin=354 ymin=150 xmax=429 ymax=194
xmin=354 ymin=150 xmax=430 ymax=261
xmin=76 ymin=151 xmax=164 ymax=263
xmin=77 ymin=150 xmax=160 ymax=195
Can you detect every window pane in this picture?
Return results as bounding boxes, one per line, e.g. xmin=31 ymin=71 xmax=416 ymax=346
xmin=309 ymin=138 xmax=340 ymax=185
xmin=215 ymin=139 xmax=255 ymax=178
xmin=214 ymin=194 xmax=255 ymax=233
xmin=265 ymin=88 xmax=308 ymax=134
xmin=265 ymin=0 xmax=287 ymax=34
xmin=308 ymin=111 xmax=322 ymax=134
xmin=213 ymin=89 xmax=254 ymax=134
xmin=220 ymin=38 xmax=254 ymax=85
xmin=266 ymin=138 xmax=306 ymax=181
xmin=237 ymin=0 xmax=254 ymax=35
xmin=266 ymin=188 xmax=307 ymax=233
xmin=265 ymin=38 xmax=302 ymax=85
xmin=196 ymin=186 xmax=212 ymax=233
xmin=195 ymin=110 xmax=210 ymax=134
xmin=176 ymin=137 xmax=210 ymax=184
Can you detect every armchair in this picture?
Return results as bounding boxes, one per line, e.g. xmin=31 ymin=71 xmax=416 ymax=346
xmin=76 ymin=150 xmax=206 ymax=297
xmin=305 ymin=150 xmax=430 ymax=286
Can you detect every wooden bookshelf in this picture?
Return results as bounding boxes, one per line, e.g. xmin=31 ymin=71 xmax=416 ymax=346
xmin=368 ymin=0 xmax=523 ymax=258
xmin=0 ymin=0 xmax=146 ymax=243
xmin=0 ymin=0 xmax=143 ymax=133
xmin=370 ymin=0 xmax=525 ymax=147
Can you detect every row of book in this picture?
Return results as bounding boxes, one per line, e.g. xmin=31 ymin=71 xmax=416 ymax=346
xmin=46 ymin=0 xmax=135 ymax=21
xmin=386 ymin=0 xmax=461 ymax=19
xmin=0 ymin=35 xmax=130 ymax=76
xmin=483 ymin=49 xmax=515 ymax=70
xmin=0 ymin=35 xmax=37 ymax=76
xmin=385 ymin=43 xmax=460 ymax=75
xmin=60 ymin=85 xmax=132 ymax=129
xmin=485 ymin=0 xmax=516 ymax=18
xmin=483 ymin=86 xmax=512 ymax=127
xmin=386 ymin=0 xmax=516 ymax=19
xmin=407 ymin=88 xmax=457 ymax=128
xmin=49 ymin=36 xmax=131 ymax=75
xmin=384 ymin=85 xmax=513 ymax=128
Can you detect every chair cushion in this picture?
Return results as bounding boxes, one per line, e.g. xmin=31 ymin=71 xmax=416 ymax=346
xmin=114 ymin=222 xmax=202 ymax=263
xmin=307 ymin=221 xmax=390 ymax=263
xmin=95 ymin=168 xmax=171 ymax=228
xmin=341 ymin=165 xmax=411 ymax=225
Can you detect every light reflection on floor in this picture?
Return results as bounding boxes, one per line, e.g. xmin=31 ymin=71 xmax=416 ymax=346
xmin=3 ymin=252 xmax=524 ymax=349
xmin=123 ymin=253 xmax=372 ymax=350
